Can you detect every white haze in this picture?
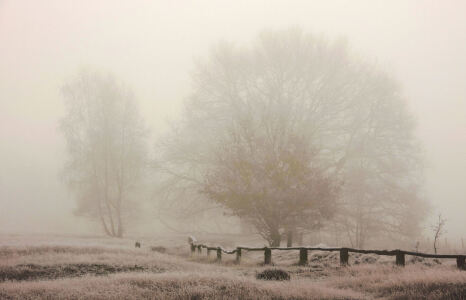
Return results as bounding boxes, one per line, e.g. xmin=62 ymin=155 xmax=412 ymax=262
xmin=0 ymin=0 xmax=465 ymax=239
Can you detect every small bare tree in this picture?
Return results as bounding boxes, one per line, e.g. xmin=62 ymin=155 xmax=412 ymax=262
xmin=432 ymin=214 xmax=446 ymax=254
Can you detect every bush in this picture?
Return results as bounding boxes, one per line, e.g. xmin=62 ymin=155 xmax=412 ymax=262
xmin=256 ymin=269 xmax=290 ymax=281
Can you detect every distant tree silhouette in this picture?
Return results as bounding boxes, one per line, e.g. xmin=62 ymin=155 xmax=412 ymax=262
xmin=60 ymin=69 xmax=147 ymax=237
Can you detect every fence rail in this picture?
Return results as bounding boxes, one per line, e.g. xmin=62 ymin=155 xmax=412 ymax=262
xmin=188 ymin=236 xmax=466 ymax=270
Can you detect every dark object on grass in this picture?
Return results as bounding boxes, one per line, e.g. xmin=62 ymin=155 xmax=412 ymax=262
xmin=135 ymin=241 xmax=141 ymax=248
xmin=256 ymin=269 xmax=290 ymax=281
xmin=150 ymin=246 xmax=166 ymax=253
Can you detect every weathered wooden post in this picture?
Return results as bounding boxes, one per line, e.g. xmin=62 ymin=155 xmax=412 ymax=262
xmin=299 ymin=248 xmax=308 ymax=265
xmin=236 ymin=247 xmax=242 ymax=264
xmin=188 ymin=236 xmax=197 ymax=256
xmin=340 ymin=248 xmax=349 ymax=266
xmin=457 ymin=255 xmax=465 ymax=270
xmin=216 ymin=247 xmax=222 ymax=262
xmin=197 ymin=245 xmax=202 ymax=254
xmin=395 ymin=250 xmax=405 ymax=266
xmin=207 ymin=248 xmax=211 ymax=257
xmin=264 ymin=247 xmax=272 ymax=265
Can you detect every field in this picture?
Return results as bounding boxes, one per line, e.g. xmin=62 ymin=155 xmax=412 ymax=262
xmin=1 ymin=234 xmax=465 ymax=299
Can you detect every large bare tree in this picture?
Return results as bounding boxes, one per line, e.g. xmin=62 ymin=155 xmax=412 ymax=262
xmin=60 ymin=69 xmax=147 ymax=237
xmin=158 ymin=29 xmax=426 ymax=246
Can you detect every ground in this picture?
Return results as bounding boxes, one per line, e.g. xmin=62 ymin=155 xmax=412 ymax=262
xmin=1 ymin=233 xmax=465 ymax=299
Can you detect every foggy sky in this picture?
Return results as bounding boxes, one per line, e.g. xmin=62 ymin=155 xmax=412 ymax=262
xmin=0 ymin=0 xmax=465 ymax=239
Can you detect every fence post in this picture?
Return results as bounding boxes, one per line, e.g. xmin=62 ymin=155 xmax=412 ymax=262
xmin=236 ymin=247 xmax=242 ymax=264
xmin=340 ymin=248 xmax=349 ymax=266
xmin=197 ymin=245 xmax=202 ymax=254
xmin=190 ymin=244 xmax=195 ymax=255
xmin=264 ymin=247 xmax=272 ymax=265
xmin=216 ymin=247 xmax=222 ymax=262
xmin=207 ymin=249 xmax=211 ymax=257
xmin=457 ymin=256 xmax=465 ymax=270
xmin=299 ymin=248 xmax=308 ymax=265
xmin=396 ymin=250 xmax=405 ymax=266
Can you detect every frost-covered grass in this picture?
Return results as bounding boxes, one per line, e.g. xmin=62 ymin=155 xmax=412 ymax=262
xmin=0 ymin=272 xmax=366 ymax=300
xmin=0 ymin=234 xmax=465 ymax=299
xmin=332 ymin=264 xmax=466 ymax=299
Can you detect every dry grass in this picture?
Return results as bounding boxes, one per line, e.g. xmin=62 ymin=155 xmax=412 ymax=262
xmin=0 ymin=245 xmax=184 ymax=269
xmin=0 ymin=234 xmax=465 ymax=299
xmin=332 ymin=264 xmax=466 ymax=299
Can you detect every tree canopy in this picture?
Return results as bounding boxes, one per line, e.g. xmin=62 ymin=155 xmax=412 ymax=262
xmin=158 ymin=29 xmax=427 ymax=246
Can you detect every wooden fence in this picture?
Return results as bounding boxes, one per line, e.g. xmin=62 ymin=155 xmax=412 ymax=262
xmin=188 ymin=237 xmax=466 ymax=270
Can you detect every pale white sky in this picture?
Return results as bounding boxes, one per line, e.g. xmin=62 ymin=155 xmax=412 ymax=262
xmin=0 ymin=0 xmax=465 ymax=239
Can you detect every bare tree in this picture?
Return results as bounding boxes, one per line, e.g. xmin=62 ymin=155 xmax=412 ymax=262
xmin=157 ymin=29 xmax=426 ymax=246
xmin=333 ymin=94 xmax=426 ymax=247
xmin=432 ymin=214 xmax=446 ymax=254
xmin=60 ymin=69 xmax=147 ymax=237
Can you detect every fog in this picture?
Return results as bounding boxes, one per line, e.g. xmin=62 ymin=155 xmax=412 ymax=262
xmin=0 ymin=0 xmax=465 ymax=241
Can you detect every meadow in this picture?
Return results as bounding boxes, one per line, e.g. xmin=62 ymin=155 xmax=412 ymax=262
xmin=1 ymin=233 xmax=465 ymax=299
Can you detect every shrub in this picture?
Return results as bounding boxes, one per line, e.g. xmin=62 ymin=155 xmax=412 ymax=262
xmin=256 ymin=269 xmax=290 ymax=281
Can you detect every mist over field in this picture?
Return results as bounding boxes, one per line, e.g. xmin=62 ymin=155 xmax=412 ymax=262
xmin=2 ymin=2 xmax=466 ymax=299
xmin=1 ymin=0 xmax=465 ymax=246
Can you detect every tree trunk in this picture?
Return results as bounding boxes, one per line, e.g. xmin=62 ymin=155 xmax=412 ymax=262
xmin=269 ymin=228 xmax=281 ymax=247
xmin=116 ymin=221 xmax=123 ymax=237
xmin=101 ymin=218 xmax=111 ymax=236
xmin=98 ymin=198 xmax=112 ymax=236
xmin=103 ymin=155 xmax=116 ymax=237
xmin=287 ymin=230 xmax=293 ymax=247
xmin=297 ymin=231 xmax=304 ymax=245
xmin=116 ymin=200 xmax=123 ymax=237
